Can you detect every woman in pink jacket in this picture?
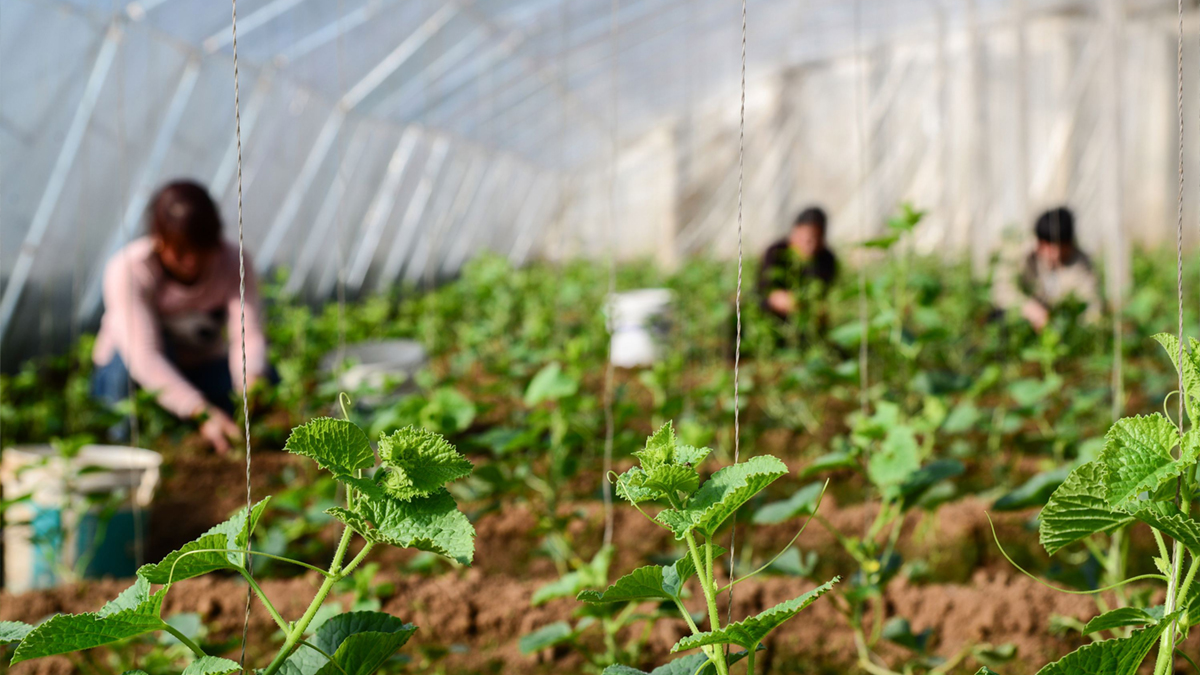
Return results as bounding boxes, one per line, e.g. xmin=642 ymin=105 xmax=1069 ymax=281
xmin=91 ymin=181 xmax=270 ymax=453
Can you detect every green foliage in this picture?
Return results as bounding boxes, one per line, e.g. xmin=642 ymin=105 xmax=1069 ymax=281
xmin=280 ymin=611 xmax=416 ymax=675
xmin=1033 ymin=618 xmax=1176 ymax=675
xmin=376 ymin=426 xmax=474 ymax=501
xmin=589 ymin=424 xmax=833 ymax=674
xmin=672 ymin=579 xmax=838 ymax=651
xmin=5 ymin=416 xmax=474 ymax=675
xmin=1038 ymin=462 xmax=1132 ymax=556
xmin=12 ymin=581 xmax=167 ymax=663
xmin=139 ymin=499 xmax=271 ymax=584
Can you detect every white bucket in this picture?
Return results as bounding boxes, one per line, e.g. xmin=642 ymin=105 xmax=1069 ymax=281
xmin=2 ymin=445 xmax=161 ymax=592
xmin=321 ymin=339 xmax=429 ymax=397
xmin=609 ymin=289 xmax=674 ymax=368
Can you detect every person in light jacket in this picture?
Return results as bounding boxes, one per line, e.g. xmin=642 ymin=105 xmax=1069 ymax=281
xmin=91 ymin=180 xmax=270 ymax=453
xmin=992 ymin=206 xmax=1102 ymax=332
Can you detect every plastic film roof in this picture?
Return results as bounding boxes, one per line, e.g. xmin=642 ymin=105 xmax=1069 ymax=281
xmin=0 ymin=0 xmax=1187 ymax=363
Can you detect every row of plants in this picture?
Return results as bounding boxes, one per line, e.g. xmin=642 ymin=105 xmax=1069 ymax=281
xmin=5 ymin=205 xmax=1200 ymax=672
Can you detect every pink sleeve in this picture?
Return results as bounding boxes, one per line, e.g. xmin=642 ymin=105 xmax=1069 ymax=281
xmin=102 ymin=256 xmax=208 ymax=418
xmin=227 ymin=256 xmax=269 ymax=391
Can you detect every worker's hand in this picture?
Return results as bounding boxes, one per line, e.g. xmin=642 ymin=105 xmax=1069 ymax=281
xmin=767 ymin=290 xmax=796 ymax=315
xmin=1021 ymin=300 xmax=1050 ymax=332
xmin=198 ymin=407 xmax=241 ymax=455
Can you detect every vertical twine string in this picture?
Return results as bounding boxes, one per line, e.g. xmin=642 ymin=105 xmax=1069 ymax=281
xmin=229 ymin=1 xmax=253 ymax=670
xmin=724 ymin=0 xmax=748 ymax=632
xmin=1164 ymin=0 xmax=1185 ymax=662
xmin=601 ymin=0 xmax=619 ymax=548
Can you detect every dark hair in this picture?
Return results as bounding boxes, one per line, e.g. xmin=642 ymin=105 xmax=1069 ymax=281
xmin=148 ymin=180 xmax=222 ymax=251
xmin=1034 ymin=207 xmax=1075 ymax=245
xmin=793 ymin=206 xmax=827 ymax=235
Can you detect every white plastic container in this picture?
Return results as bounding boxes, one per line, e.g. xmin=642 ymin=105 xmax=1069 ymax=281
xmin=321 ymin=339 xmax=429 ymax=397
xmin=2 ymin=445 xmax=161 ymax=591
xmin=609 ymin=289 xmax=674 ymax=368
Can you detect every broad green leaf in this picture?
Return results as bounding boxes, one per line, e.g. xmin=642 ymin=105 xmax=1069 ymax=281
xmin=1130 ymin=503 xmax=1200 ymax=556
xmin=0 ymin=621 xmax=32 ymax=644
xmin=753 ymin=482 xmax=825 ymax=524
xmin=867 ymin=426 xmax=921 ymax=492
xmin=1034 ymin=616 xmax=1176 ymax=675
xmin=578 ymin=547 xmax=722 ymax=605
xmin=1082 ymin=607 xmax=1161 ymax=635
xmin=284 ymin=418 xmax=374 ymax=474
xmin=577 ymin=564 xmax=684 ymax=604
xmin=899 ymin=459 xmax=964 ymax=507
xmin=975 ymin=669 xmax=1001 ymax=675
xmin=329 ymin=477 xmax=474 ymax=565
xmin=881 ymin=617 xmax=932 ymax=653
xmin=672 ymin=578 xmax=838 ymax=651
xmin=994 ymin=467 xmax=1072 ymax=511
xmin=533 ymin=547 xmax=612 ymax=605
xmin=311 ymin=611 xmax=417 ymax=675
xmin=139 ymin=498 xmax=271 ymax=584
xmin=601 ymin=649 xmax=759 ymax=675
xmin=11 ymin=588 xmax=167 ymax=663
xmin=1100 ymin=414 xmax=1185 ymax=509
xmin=623 ymin=423 xmax=710 ymax=500
xmin=1039 ymin=462 xmax=1132 ymax=556
xmin=100 ymin=575 xmax=152 ymax=616
xmin=801 ymin=450 xmax=858 ymax=477
xmin=615 ymin=467 xmax=662 ymax=503
xmin=519 ymin=621 xmax=573 ymax=654
xmin=658 ymin=455 xmax=788 ymax=540
xmin=1153 ymin=334 xmax=1200 ymax=422
xmin=377 ymin=426 xmax=473 ymax=501
xmin=644 ymin=464 xmax=701 ymax=497
xmin=524 ymin=362 xmax=578 ymax=406
xmin=181 ymin=656 xmax=241 ymax=675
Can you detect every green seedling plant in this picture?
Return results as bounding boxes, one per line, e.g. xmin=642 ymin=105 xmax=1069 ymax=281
xmin=807 ymin=401 xmax=988 ymax=675
xmin=521 ymin=545 xmax=672 ymax=671
xmin=0 ymin=409 xmax=477 ymax=675
xmin=577 ymin=422 xmax=839 ymax=675
xmin=987 ymin=334 xmax=1200 ymax=675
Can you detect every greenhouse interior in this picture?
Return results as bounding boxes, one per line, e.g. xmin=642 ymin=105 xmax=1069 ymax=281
xmin=11 ymin=0 xmax=1200 ymax=673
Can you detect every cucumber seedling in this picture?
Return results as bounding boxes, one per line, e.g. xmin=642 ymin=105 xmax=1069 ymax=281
xmin=0 ymin=415 xmax=477 ymax=675
xmin=577 ymin=422 xmax=838 ymax=675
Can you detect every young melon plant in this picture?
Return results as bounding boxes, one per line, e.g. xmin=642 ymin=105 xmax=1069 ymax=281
xmin=578 ymin=422 xmax=838 ymax=675
xmin=988 ymin=334 xmax=1200 ymax=675
xmin=0 ymin=416 xmax=476 ymax=675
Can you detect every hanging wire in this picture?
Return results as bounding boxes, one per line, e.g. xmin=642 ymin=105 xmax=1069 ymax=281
xmin=601 ymin=0 xmax=619 ymax=549
xmin=724 ymin=0 xmax=748 ymax=632
xmin=229 ymin=0 xmax=254 ymax=669
xmin=1163 ymin=0 xmax=1186 ymax=661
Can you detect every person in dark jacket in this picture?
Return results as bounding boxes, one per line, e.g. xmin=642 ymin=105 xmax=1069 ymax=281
xmin=758 ymin=206 xmax=838 ymax=320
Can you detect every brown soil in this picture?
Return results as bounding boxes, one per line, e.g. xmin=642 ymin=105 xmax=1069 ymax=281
xmin=5 ymin=490 xmax=1191 ymax=675
xmin=7 ymin=565 xmax=1193 ymax=675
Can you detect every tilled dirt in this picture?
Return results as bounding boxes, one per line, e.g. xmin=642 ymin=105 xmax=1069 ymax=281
xmin=5 ymin=489 xmax=1193 ymax=674
xmin=6 ymin=565 xmax=1189 ymax=674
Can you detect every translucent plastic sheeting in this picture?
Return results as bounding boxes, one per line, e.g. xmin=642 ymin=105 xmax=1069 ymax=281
xmin=0 ymin=0 xmax=1189 ymax=364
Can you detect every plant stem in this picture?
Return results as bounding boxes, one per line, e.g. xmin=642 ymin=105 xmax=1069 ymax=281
xmin=239 ymin=567 xmax=289 ymax=631
xmin=261 ymin=526 xmax=355 ymax=675
xmin=746 ymin=645 xmax=756 ymax=675
xmin=684 ymin=532 xmax=728 ymax=675
xmin=161 ymin=623 xmax=207 ymax=659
